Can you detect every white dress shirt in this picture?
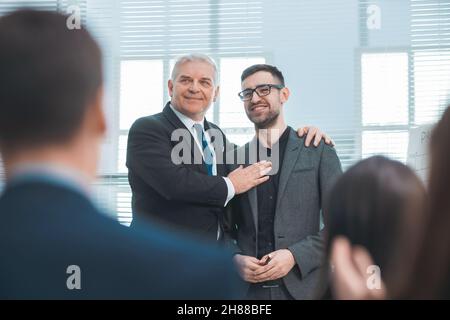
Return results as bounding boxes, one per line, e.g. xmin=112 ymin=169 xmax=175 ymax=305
xmin=169 ymin=104 xmax=235 ymax=207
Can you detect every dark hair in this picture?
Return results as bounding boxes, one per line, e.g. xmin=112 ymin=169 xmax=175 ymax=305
xmin=240 ymin=64 xmax=285 ymax=86
xmin=403 ymin=106 xmax=450 ymax=299
xmin=324 ymin=156 xmax=426 ymax=297
xmin=0 ymin=9 xmax=102 ymax=152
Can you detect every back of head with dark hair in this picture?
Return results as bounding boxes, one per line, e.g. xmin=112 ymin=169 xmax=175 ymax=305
xmin=324 ymin=155 xmax=426 ymax=296
xmin=0 ymin=9 xmax=102 ymax=152
xmin=241 ymin=64 xmax=285 ymax=86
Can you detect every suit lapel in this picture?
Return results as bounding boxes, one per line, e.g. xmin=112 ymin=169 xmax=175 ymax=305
xmin=163 ymin=102 xmax=207 ymax=174
xmin=163 ymin=102 xmax=186 ymax=131
xmin=275 ymin=129 xmax=303 ymax=212
xmin=244 ymin=138 xmax=259 ymax=234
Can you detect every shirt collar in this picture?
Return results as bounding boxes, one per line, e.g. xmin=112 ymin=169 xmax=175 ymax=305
xmin=169 ymin=103 xmax=205 ymax=131
xmin=8 ymin=163 xmax=91 ymax=197
xmin=256 ymin=126 xmax=291 ymax=149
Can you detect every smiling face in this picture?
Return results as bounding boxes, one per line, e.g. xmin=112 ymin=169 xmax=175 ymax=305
xmin=241 ymin=71 xmax=289 ymax=129
xmin=168 ymin=60 xmax=219 ymax=121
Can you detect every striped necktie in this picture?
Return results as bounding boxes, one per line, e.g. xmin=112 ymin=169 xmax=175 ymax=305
xmin=193 ymin=123 xmax=214 ymax=176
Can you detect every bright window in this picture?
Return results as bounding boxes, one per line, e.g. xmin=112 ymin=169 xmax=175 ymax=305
xmin=119 ymin=60 xmax=164 ymax=130
xmin=361 ymin=52 xmax=409 ymax=126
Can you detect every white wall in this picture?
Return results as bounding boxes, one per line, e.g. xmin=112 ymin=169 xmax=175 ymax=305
xmin=261 ymin=0 xmax=359 ymax=131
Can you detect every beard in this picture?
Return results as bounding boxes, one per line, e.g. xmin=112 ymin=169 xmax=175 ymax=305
xmin=247 ymin=105 xmax=280 ymax=129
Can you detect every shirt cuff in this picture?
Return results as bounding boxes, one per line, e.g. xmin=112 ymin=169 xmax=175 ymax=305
xmin=223 ymin=177 xmax=235 ymax=206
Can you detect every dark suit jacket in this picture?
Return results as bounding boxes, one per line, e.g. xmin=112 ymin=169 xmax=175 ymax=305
xmin=127 ymin=102 xmax=235 ymax=241
xmin=0 ymin=178 xmax=241 ymax=299
xmin=224 ymin=128 xmax=342 ymax=299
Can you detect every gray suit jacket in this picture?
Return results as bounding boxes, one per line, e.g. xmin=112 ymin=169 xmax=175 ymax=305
xmin=223 ymin=127 xmax=342 ymax=299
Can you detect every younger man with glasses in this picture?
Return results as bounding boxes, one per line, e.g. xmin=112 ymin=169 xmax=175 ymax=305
xmin=224 ymin=64 xmax=343 ymax=300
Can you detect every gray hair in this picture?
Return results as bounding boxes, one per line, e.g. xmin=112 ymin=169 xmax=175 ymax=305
xmin=171 ymin=53 xmax=219 ymax=85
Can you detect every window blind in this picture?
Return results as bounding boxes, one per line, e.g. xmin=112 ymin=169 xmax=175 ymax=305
xmin=411 ymin=0 xmax=450 ymax=125
xmin=0 ymin=0 xmax=57 ymax=14
xmin=119 ymin=0 xmax=263 ymax=58
xmin=357 ymin=0 xmax=413 ymax=164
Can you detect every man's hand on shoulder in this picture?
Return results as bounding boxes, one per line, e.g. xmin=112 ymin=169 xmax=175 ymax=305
xmin=297 ymin=126 xmax=334 ymax=147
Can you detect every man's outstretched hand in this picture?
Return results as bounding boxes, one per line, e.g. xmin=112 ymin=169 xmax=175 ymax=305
xmin=228 ymin=160 xmax=272 ymax=194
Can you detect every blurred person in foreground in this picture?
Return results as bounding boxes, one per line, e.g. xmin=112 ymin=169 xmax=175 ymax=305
xmin=401 ymin=106 xmax=450 ymax=299
xmin=324 ymin=156 xmax=426 ymax=299
xmin=0 ymin=9 xmax=241 ymax=299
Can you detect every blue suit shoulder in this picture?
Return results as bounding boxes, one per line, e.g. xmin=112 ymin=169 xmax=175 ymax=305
xmin=0 ymin=183 xmax=243 ymax=299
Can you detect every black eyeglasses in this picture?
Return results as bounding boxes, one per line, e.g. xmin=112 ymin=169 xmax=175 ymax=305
xmin=238 ymin=84 xmax=284 ymax=101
